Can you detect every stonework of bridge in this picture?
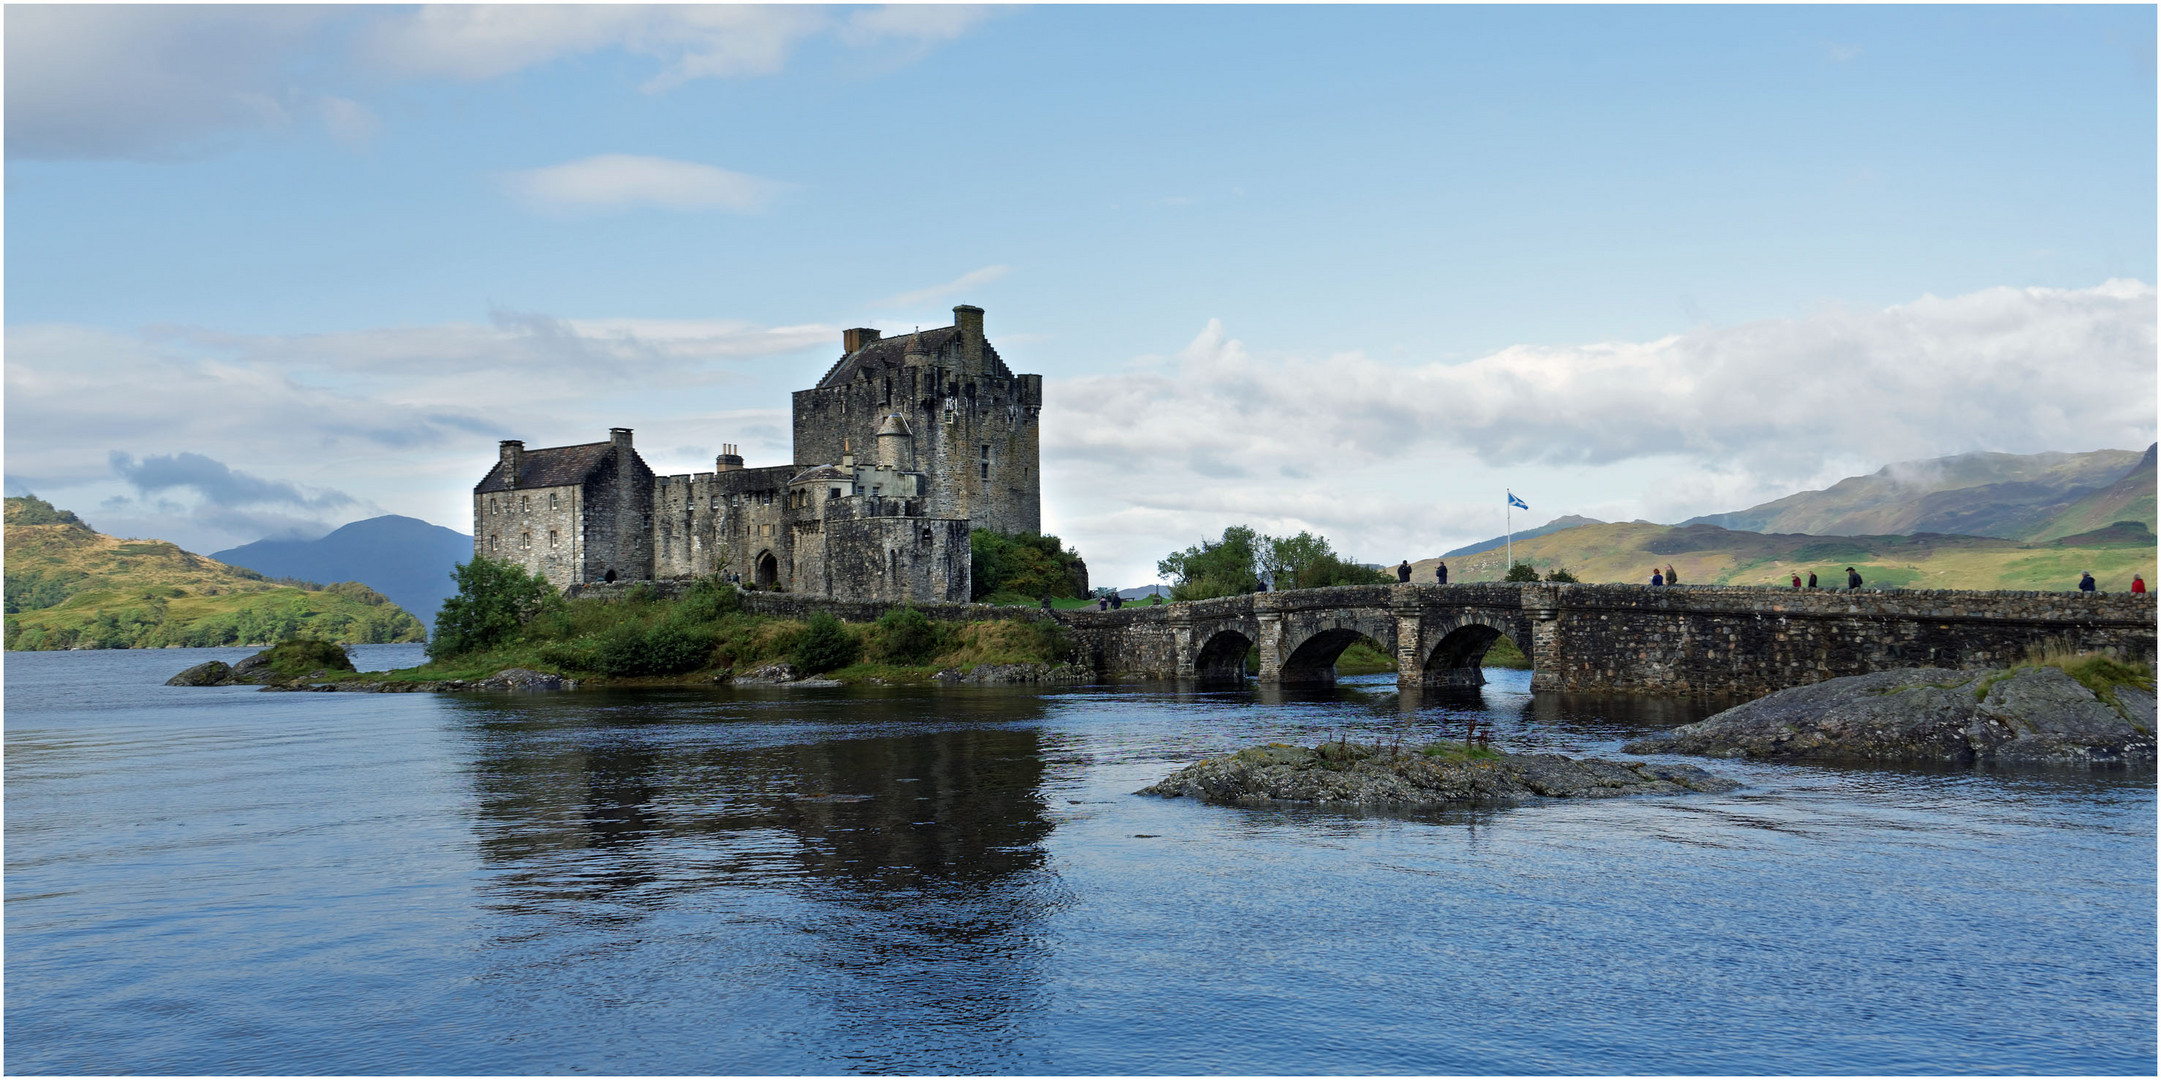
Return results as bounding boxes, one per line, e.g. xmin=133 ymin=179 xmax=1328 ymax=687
xmin=579 ymin=579 xmax=2156 ymax=698
xmin=1053 ymin=583 xmax=2156 ymax=696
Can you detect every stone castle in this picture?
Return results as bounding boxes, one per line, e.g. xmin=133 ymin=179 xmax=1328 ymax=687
xmin=473 ymin=304 xmax=1040 ymax=602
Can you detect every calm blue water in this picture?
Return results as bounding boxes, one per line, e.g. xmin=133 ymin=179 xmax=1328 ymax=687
xmin=6 ymin=646 xmax=2155 ymax=1075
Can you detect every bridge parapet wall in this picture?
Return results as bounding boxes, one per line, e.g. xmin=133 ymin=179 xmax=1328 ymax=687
xmin=1527 ymin=584 xmax=2154 ymax=695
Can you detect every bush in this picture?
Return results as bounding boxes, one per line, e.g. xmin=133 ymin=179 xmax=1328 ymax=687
xmin=677 ymin=576 xmax=741 ymax=623
xmin=260 ymin=637 xmax=356 ymax=676
xmin=592 ymin=621 xmax=713 ymax=677
xmin=1504 ymin=562 xmax=1540 ymax=582
xmin=871 ymin=605 xmax=947 ymax=665
xmin=791 ymin=612 xmax=860 ymax=674
xmin=1544 ymin=568 xmax=1580 ymax=583
xmin=972 ymin=529 xmax=1090 ymax=600
xmin=429 ymin=557 xmax=562 ymax=660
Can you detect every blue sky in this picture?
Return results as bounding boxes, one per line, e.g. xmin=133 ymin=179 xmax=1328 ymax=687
xmin=7 ymin=4 xmax=2156 ymax=585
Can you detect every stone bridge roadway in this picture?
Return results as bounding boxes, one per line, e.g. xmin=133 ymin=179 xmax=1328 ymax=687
xmin=1054 ymin=583 xmax=2157 ymax=696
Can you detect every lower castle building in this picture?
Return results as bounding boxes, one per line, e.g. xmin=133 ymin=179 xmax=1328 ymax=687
xmin=472 ymin=304 xmax=1040 ymax=602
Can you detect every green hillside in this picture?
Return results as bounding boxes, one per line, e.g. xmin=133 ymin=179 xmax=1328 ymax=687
xmin=5 ymin=496 xmax=427 ymax=650
xmin=2028 ymin=444 xmax=2157 ymax=542
xmin=1685 ymin=447 xmax=2144 ymax=538
xmin=1418 ymin=520 xmax=2154 ymax=593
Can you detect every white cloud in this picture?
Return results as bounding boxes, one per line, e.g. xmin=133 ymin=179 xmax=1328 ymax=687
xmin=362 ymin=4 xmax=832 ymax=89
xmin=501 ymin=154 xmax=784 ymax=214
xmin=3 ymin=311 xmax=836 ymax=552
xmin=876 ymin=265 xmax=1012 ymax=308
xmin=9 ymin=5 xmax=997 ymax=160
xmin=1042 ymin=279 xmax=2159 ymax=584
xmin=3 ymin=5 xmax=337 ymax=159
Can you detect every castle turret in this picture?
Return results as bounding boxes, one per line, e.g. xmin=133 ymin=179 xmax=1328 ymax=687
xmin=954 ymin=304 xmax=985 ymax=373
xmin=875 ymin=412 xmax=915 ymax=470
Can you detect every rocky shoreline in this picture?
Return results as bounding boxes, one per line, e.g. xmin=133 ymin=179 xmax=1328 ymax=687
xmin=1139 ymin=739 xmax=1740 ymax=809
xmin=1623 ymin=665 xmax=2156 ymax=766
xmin=168 ymin=647 xmax=1090 ymax=693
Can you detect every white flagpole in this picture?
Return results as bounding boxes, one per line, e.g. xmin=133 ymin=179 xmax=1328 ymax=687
xmin=1505 ymin=492 xmax=1513 ymax=574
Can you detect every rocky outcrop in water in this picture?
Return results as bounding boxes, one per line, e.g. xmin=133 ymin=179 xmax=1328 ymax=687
xmin=166 ymin=641 xmax=357 ymax=687
xmin=1622 ymin=666 xmax=2156 ymax=765
xmin=1139 ymin=740 xmax=1739 ymax=809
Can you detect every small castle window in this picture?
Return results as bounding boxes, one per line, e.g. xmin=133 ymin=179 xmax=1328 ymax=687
xmin=828 ymin=487 xmax=840 ymax=500
xmin=520 ymin=531 xmax=531 ymax=550
xmin=488 ymin=534 xmax=499 ymax=551
xmin=520 ymin=496 xmax=530 ymax=512
xmin=549 ymin=493 xmax=559 ymax=509
xmin=549 ymin=530 xmax=559 ymax=549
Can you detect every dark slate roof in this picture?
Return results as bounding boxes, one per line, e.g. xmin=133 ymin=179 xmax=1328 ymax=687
xmin=474 ymin=441 xmax=616 ymax=494
xmin=814 ymin=324 xmax=1012 ymax=388
xmin=789 ymin=464 xmax=854 ymax=485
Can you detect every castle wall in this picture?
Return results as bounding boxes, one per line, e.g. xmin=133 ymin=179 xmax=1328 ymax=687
xmin=788 ymin=500 xmax=970 ymax=603
xmin=581 ymin=449 xmax=654 ymax=585
xmin=474 ymin=484 xmax=584 ymax=591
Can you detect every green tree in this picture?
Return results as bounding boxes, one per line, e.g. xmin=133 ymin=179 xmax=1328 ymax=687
xmin=971 ymin=529 xmax=1090 ymax=600
xmin=1505 ymin=562 xmax=1540 ymax=582
xmin=1544 ymin=567 xmax=1581 ymax=583
xmin=1158 ymin=525 xmax=1263 ymax=600
xmin=871 ymin=605 xmax=947 ymax=665
xmin=429 ymin=557 xmax=561 ymax=660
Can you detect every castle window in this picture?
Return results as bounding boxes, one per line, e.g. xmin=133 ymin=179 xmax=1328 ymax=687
xmin=828 ymin=487 xmax=840 ymax=500
xmin=981 ymin=462 xmax=989 ymax=479
xmin=520 ymin=496 xmax=530 ymax=513
xmin=488 ymin=534 xmax=499 ymax=552
xmin=520 ymin=531 xmax=531 ymax=550
xmin=549 ymin=493 xmax=559 ymax=509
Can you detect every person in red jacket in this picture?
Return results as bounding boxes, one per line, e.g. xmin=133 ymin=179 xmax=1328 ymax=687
xmin=2134 ymin=575 xmax=2148 ymax=595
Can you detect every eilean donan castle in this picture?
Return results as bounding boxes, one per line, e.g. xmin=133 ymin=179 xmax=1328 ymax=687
xmin=472 ymin=304 xmax=1040 ymax=603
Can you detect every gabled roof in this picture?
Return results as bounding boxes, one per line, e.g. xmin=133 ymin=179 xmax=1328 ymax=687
xmin=814 ymin=324 xmax=1012 ymax=388
xmin=789 ymin=464 xmax=854 ymax=485
xmin=475 ymin=441 xmax=618 ymax=494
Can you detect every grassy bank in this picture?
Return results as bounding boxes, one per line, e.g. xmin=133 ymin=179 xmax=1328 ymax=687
xmin=351 ymin=579 xmax=1075 ymax=686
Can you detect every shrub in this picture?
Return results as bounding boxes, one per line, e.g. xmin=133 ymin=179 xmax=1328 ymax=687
xmin=791 ymin=612 xmax=860 ymax=674
xmin=1544 ymin=567 xmax=1581 ymax=583
xmin=429 ymin=557 xmax=562 ymax=660
xmin=261 ymin=638 xmax=356 ymax=676
xmin=592 ymin=621 xmax=713 ymax=677
xmin=871 ymin=605 xmax=946 ymax=665
xmin=677 ymin=577 xmax=741 ymax=623
xmin=1504 ymin=562 xmax=1540 ymax=582
xmin=972 ymin=529 xmax=1091 ymax=600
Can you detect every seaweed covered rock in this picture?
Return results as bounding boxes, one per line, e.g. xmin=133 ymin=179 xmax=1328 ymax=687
xmin=932 ymin=662 xmax=1091 ymax=685
xmin=1138 ymin=740 xmax=1738 ymax=809
xmin=170 ymin=640 xmax=355 ymax=687
xmin=1622 ymin=665 xmax=2156 ymax=766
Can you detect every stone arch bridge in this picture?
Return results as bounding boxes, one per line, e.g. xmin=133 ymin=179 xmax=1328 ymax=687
xmin=1052 ymin=583 xmax=2156 ymax=696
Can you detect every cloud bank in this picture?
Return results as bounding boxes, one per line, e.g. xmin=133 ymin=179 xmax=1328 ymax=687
xmin=502 ymin=154 xmax=783 ymax=214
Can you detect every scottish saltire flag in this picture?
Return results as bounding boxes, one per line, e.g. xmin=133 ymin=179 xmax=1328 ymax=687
xmin=1508 ymin=492 xmax=1529 ymax=510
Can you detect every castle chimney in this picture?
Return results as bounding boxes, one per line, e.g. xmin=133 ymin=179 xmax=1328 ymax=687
xmin=715 ymin=443 xmax=744 ymax=472
xmin=954 ymin=305 xmax=984 ymax=370
xmin=610 ymin=427 xmax=633 ymax=449
xmin=499 ymin=440 xmax=524 ymax=487
xmin=843 ymin=327 xmax=881 ymax=354
xmin=840 ymin=437 xmax=854 ymax=470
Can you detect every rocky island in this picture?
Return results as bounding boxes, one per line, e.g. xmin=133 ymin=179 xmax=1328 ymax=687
xmin=1139 ymin=739 xmax=1739 ymax=809
xmin=1623 ymin=661 xmax=2156 ymax=766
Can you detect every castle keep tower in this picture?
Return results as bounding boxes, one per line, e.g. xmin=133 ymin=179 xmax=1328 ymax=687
xmin=474 ymin=303 xmax=1038 ymax=603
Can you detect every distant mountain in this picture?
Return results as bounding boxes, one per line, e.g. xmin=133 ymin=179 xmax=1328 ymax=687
xmin=2027 ymin=444 xmax=2157 ymax=542
xmin=5 ymin=496 xmax=425 ymax=650
xmin=1682 ymin=448 xmax=2144 ymax=539
xmin=1443 ymin=515 xmax=1604 ymax=558
xmin=214 ymin=515 xmax=471 ymax=632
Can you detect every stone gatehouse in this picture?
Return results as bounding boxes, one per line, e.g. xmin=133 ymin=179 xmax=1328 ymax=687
xmin=473 ymin=304 xmax=1038 ymax=602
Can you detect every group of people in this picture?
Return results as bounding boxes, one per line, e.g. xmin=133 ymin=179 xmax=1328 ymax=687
xmin=2078 ymin=571 xmax=2146 ymax=594
xmin=1649 ymin=564 xmax=1681 ymax=587
xmin=1394 ymin=560 xmax=1448 ymax=584
xmin=1785 ymin=567 xmax=1865 ymax=591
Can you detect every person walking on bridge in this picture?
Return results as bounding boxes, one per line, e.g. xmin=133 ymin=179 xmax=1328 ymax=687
xmin=1435 ymin=561 xmax=1448 ymax=584
xmin=1651 ymin=569 xmax=1664 ymax=587
xmin=1791 ymin=573 xmax=1802 ymax=589
xmin=2134 ymin=575 xmax=2147 ymax=595
xmin=1396 ymin=560 xmax=1412 ymax=583
xmin=1846 ymin=567 xmax=1863 ymax=591
xmin=2079 ymin=571 xmax=2097 ymax=594
xmin=1665 ymin=563 xmax=1680 ymax=586
xmin=1807 ymin=571 xmax=1818 ymax=589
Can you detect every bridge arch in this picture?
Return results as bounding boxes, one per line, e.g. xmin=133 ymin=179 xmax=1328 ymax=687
xmin=1274 ymin=614 xmax=1399 ymax=685
xmin=1418 ymin=615 xmax=1530 ymax=687
xmin=1192 ymin=628 xmax=1255 ymax=682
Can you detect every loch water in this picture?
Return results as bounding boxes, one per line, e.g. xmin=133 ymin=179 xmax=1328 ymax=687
xmin=5 ymin=646 xmax=2155 ymax=1075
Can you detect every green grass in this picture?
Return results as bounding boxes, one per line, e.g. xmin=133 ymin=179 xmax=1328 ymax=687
xmin=1418 ymin=741 xmax=1505 ymax=762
